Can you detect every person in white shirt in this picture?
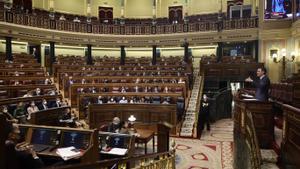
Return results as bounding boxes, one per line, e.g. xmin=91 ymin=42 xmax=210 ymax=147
xmin=97 ymin=96 xmax=103 ymax=104
xmin=23 ymin=91 xmax=33 ymax=98
xmin=178 ymin=78 xmax=185 ymax=83
xmin=27 ymin=101 xmax=39 ymax=120
xmin=119 ymin=97 xmax=128 ymax=104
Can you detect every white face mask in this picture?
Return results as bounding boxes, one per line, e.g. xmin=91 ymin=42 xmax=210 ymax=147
xmin=43 ymin=101 xmax=47 ymax=105
xmin=3 ymin=109 xmax=8 ymax=113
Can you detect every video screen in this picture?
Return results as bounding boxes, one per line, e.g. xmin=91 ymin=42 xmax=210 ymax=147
xmin=61 ymin=131 xmax=90 ymax=149
xmin=108 ymin=135 xmax=125 ymax=148
xmin=31 ymin=128 xmax=58 ymax=146
xmin=264 ymin=0 xmax=293 ymax=19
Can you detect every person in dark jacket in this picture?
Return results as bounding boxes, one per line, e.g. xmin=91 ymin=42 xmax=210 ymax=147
xmin=5 ymin=123 xmax=44 ymax=169
xmin=245 ymin=67 xmax=270 ymax=101
xmin=198 ymin=94 xmax=210 ymax=134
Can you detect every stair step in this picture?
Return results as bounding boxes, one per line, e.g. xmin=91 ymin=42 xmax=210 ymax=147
xmin=261 ymin=149 xmax=278 ymax=163
xmin=261 ymin=162 xmax=279 ymax=169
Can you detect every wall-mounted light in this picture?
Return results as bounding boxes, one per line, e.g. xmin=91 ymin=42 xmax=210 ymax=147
xmin=273 ymin=49 xmax=296 ymax=80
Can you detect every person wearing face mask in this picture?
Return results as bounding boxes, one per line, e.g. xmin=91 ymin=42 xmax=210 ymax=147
xmin=119 ymin=97 xmax=128 ymax=104
xmin=197 ymin=94 xmax=210 ymax=135
xmin=38 ymin=99 xmax=48 ymax=110
xmin=107 ymin=97 xmax=116 ymax=104
xmin=51 ymin=98 xmax=61 ymax=108
xmin=26 ymin=101 xmax=39 ymax=120
xmin=13 ymin=102 xmax=26 ymax=124
xmin=97 ymin=96 xmax=103 ymax=104
xmin=34 ymin=88 xmax=42 ymax=96
xmin=1 ymin=106 xmax=18 ymax=123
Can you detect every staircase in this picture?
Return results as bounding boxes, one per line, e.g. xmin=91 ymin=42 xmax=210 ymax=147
xmin=180 ymin=68 xmax=203 ymax=137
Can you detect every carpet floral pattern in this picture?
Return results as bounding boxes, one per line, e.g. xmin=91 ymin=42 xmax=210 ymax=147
xmin=174 ymin=119 xmax=233 ymax=169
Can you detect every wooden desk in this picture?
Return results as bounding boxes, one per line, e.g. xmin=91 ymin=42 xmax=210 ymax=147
xmin=135 ymin=129 xmax=155 ymax=154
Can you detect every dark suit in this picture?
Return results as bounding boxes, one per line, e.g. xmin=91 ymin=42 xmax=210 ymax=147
xmin=198 ymin=99 xmax=210 ymax=134
xmin=37 ymin=103 xmax=48 ymax=110
xmin=253 ymin=75 xmax=270 ymax=101
xmin=5 ymin=142 xmax=44 ymax=169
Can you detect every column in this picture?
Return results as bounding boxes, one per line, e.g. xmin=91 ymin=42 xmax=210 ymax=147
xmin=50 ymin=41 xmax=55 ymax=63
xmin=152 ymin=45 xmax=157 ymax=65
xmin=184 ymin=41 xmax=189 ymax=62
xmin=49 ymin=41 xmax=55 ymax=74
xmin=86 ymin=44 xmax=93 ymax=65
xmin=253 ymin=40 xmax=259 ymax=62
xmin=5 ymin=37 xmax=12 ymax=61
xmin=216 ymin=42 xmax=223 ymax=62
xmin=120 ymin=46 xmax=126 ymax=65
xmin=251 ymin=0 xmax=256 ymax=16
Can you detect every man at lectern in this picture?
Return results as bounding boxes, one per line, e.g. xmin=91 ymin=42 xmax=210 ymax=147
xmin=245 ymin=67 xmax=270 ymax=101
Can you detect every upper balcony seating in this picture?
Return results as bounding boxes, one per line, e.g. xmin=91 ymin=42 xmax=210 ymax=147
xmin=0 ymin=6 xmax=258 ymax=35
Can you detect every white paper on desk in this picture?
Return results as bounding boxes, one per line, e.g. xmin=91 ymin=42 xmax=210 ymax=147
xmin=241 ymin=94 xmax=254 ymax=98
xmin=243 ymin=98 xmax=257 ymax=101
xmin=56 ymin=146 xmax=82 ymax=161
xmin=102 ymin=148 xmax=128 ymax=155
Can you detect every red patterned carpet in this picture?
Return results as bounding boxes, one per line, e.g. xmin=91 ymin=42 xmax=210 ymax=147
xmin=174 ymin=119 xmax=233 ymax=169
xmin=134 ymin=119 xmax=233 ymax=169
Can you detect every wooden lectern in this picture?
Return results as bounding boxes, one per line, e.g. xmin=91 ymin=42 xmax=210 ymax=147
xmin=157 ymin=122 xmax=173 ymax=153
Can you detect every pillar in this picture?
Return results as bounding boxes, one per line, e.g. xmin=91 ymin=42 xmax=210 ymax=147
xmin=50 ymin=41 xmax=55 ymax=63
xmin=120 ymin=46 xmax=126 ymax=65
xmin=216 ymin=42 xmax=223 ymax=62
xmin=152 ymin=45 xmax=157 ymax=65
xmin=254 ymin=40 xmax=259 ymax=62
xmin=5 ymin=37 xmax=12 ymax=61
xmin=86 ymin=44 xmax=93 ymax=65
xmin=184 ymin=42 xmax=189 ymax=62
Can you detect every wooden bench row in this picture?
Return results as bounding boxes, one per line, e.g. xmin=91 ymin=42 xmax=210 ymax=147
xmin=0 ymin=84 xmax=57 ymax=99
xmin=69 ymin=83 xmax=187 ymax=107
xmin=77 ymin=92 xmax=184 ymax=116
xmin=56 ymin=69 xmax=192 ymax=84
xmin=0 ymin=76 xmax=51 ymax=85
xmin=61 ymin=76 xmax=189 ymax=97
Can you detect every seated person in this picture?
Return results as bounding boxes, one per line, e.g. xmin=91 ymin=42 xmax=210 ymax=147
xmin=162 ymin=98 xmax=170 ymax=104
xmin=59 ymin=14 xmax=66 ymax=21
xmin=107 ymin=117 xmax=121 ymax=133
xmin=23 ymin=91 xmax=33 ymax=98
xmin=120 ymin=86 xmax=127 ymax=93
xmin=119 ymin=121 xmax=129 ymax=134
xmin=1 ymin=106 xmax=18 ymax=123
xmin=178 ymin=78 xmax=185 ymax=83
xmin=37 ymin=99 xmax=48 ymax=110
xmin=47 ymin=89 xmax=58 ymax=96
xmin=59 ymin=108 xmax=76 ymax=127
xmin=73 ymin=16 xmax=81 ymax=23
xmin=119 ymin=97 xmax=128 ymax=104
xmin=50 ymin=98 xmax=62 ymax=108
xmin=13 ymin=102 xmax=26 ymax=124
xmin=97 ymin=96 xmax=103 ymax=104
xmin=26 ymin=101 xmax=39 ymax=120
xmin=5 ymin=123 xmax=44 ymax=169
xmin=107 ymin=97 xmax=116 ymax=104
xmin=33 ymin=88 xmax=42 ymax=96
xmin=44 ymin=78 xmax=52 ymax=85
